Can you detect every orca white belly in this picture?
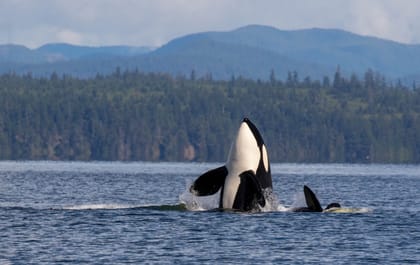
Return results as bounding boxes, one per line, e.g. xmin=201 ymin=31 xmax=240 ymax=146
xmin=222 ymin=173 xmax=240 ymax=208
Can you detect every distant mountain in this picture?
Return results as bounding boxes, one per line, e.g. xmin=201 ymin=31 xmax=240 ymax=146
xmin=149 ymin=25 xmax=420 ymax=81
xmin=0 ymin=44 xmax=47 ymax=63
xmin=37 ymin=43 xmax=153 ymax=61
xmin=2 ymin=25 xmax=420 ymax=84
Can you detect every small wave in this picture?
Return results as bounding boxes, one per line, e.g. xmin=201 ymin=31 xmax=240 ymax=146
xmin=140 ymin=204 xmax=188 ymax=211
xmin=61 ymin=204 xmax=137 ymax=210
xmin=0 ymin=259 xmax=12 ymax=265
xmin=61 ymin=203 xmax=189 ymax=211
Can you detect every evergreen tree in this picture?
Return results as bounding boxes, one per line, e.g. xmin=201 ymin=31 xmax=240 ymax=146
xmin=0 ymin=68 xmax=418 ymax=163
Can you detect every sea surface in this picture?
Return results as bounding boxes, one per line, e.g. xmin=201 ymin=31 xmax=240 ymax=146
xmin=0 ymin=161 xmax=419 ymax=264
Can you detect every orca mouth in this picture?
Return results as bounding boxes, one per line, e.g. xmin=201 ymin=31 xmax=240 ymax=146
xmin=242 ymin=118 xmax=264 ymax=147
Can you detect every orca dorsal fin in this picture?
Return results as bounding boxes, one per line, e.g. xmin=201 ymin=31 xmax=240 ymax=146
xmin=303 ymin=185 xmax=323 ymax=212
xmin=190 ymin=166 xmax=228 ymax=196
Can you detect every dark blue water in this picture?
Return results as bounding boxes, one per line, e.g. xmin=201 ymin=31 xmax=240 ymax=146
xmin=0 ymin=162 xmax=419 ymax=264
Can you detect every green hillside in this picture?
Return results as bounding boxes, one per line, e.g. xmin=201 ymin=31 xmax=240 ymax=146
xmin=0 ymin=69 xmax=419 ymax=163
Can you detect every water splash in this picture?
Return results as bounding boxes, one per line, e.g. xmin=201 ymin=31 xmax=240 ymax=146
xmin=179 ymin=184 xmax=289 ymax=212
xmin=179 ymin=188 xmax=220 ymax=211
xmin=260 ymin=189 xmax=288 ymax=212
xmin=289 ymin=190 xmax=306 ymax=208
xmin=178 ymin=185 xmax=372 ymax=213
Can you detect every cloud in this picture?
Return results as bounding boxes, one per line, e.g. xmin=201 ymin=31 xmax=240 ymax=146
xmin=1 ymin=0 xmax=420 ymax=48
xmin=56 ymin=29 xmax=83 ymax=45
xmin=346 ymin=0 xmax=420 ymax=43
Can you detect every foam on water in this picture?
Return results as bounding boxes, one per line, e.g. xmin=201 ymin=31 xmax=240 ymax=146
xmin=179 ymin=185 xmax=289 ymax=212
xmin=177 ymin=181 xmax=372 ymax=213
xmin=179 ymin=188 xmax=220 ymax=211
xmin=261 ymin=189 xmax=288 ymax=212
xmin=61 ymin=204 xmax=137 ymax=210
xmin=0 ymin=196 xmax=369 ymax=214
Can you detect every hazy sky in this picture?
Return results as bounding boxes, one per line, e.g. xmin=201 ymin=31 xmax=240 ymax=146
xmin=1 ymin=0 xmax=420 ymax=48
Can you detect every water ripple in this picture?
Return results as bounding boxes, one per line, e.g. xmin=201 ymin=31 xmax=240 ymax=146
xmin=0 ymin=162 xmax=419 ymax=264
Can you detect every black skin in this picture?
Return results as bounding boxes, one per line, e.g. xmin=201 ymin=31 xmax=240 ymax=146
xmin=292 ymin=185 xmax=341 ymax=212
xmin=189 ymin=118 xmax=272 ymax=212
xmin=325 ymin=202 xmax=341 ymax=210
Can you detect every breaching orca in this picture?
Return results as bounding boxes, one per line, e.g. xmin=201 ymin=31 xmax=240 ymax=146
xmin=292 ymin=185 xmax=341 ymax=212
xmin=189 ymin=118 xmax=273 ymax=212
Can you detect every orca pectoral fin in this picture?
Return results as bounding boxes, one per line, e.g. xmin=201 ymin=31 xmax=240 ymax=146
xmin=190 ymin=166 xmax=228 ymax=196
xmin=234 ymin=170 xmax=266 ymax=211
xmin=246 ymin=171 xmax=266 ymax=207
xmin=303 ymin=185 xmax=322 ymax=212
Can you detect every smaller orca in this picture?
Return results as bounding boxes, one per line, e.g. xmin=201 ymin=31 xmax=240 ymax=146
xmin=292 ymin=185 xmax=341 ymax=212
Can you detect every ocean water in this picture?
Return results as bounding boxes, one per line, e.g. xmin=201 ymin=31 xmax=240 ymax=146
xmin=0 ymin=161 xmax=419 ymax=264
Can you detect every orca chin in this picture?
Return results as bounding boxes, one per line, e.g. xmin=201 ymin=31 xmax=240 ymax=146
xmin=190 ymin=118 xmax=273 ymax=212
xmin=291 ymin=185 xmax=342 ymax=212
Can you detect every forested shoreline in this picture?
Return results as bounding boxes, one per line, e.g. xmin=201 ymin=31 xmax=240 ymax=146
xmin=1 ymin=69 xmax=419 ymax=163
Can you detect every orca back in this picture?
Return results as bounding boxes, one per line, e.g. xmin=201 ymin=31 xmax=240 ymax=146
xmin=243 ymin=118 xmax=272 ymax=190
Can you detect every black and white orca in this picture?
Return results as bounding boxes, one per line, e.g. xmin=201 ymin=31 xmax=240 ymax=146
xmin=292 ymin=185 xmax=341 ymax=212
xmin=189 ymin=118 xmax=273 ymax=212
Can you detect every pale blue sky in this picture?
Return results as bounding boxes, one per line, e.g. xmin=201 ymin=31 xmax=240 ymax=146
xmin=1 ymin=0 xmax=420 ymax=48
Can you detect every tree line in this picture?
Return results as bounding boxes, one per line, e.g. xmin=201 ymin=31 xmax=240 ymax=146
xmin=0 ymin=68 xmax=419 ymax=163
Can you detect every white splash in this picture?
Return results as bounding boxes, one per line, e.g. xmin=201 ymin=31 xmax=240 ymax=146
xmin=260 ymin=189 xmax=288 ymax=212
xmin=179 ymin=182 xmax=288 ymax=212
xmin=179 ymin=189 xmax=220 ymax=211
xmin=289 ymin=190 xmax=307 ymax=209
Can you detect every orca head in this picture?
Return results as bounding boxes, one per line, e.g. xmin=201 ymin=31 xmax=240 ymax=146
xmin=325 ymin=202 xmax=341 ymax=210
xmin=227 ymin=118 xmax=269 ymax=174
xmin=222 ymin=118 xmax=272 ymax=211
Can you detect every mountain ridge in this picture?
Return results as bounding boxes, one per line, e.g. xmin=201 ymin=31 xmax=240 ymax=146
xmin=1 ymin=25 xmax=420 ymax=83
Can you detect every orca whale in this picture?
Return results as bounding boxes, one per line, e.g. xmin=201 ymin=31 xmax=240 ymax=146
xmin=292 ymin=185 xmax=341 ymax=212
xmin=189 ymin=118 xmax=273 ymax=212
